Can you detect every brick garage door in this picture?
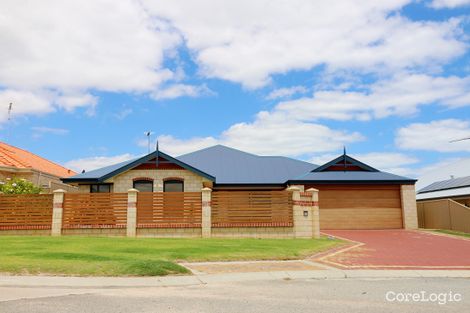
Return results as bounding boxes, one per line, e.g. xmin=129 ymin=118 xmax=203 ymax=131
xmin=306 ymin=185 xmax=403 ymax=230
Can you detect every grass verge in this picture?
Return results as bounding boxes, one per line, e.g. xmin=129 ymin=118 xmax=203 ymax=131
xmin=434 ymin=229 xmax=470 ymax=238
xmin=0 ymin=236 xmax=341 ymax=276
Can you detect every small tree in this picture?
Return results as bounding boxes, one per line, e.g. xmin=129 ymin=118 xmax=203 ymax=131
xmin=0 ymin=178 xmax=42 ymax=194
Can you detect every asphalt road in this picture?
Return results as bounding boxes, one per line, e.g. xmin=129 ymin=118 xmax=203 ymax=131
xmin=0 ymin=278 xmax=469 ymax=313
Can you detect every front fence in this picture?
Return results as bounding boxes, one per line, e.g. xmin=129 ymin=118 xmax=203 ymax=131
xmin=211 ymin=191 xmax=293 ymax=227
xmin=0 ymin=189 xmax=309 ymax=237
xmin=62 ymin=193 xmax=128 ymax=229
xmin=417 ymin=199 xmax=470 ymax=233
xmin=136 ymin=192 xmax=202 ymax=228
xmin=0 ymin=194 xmax=53 ymax=230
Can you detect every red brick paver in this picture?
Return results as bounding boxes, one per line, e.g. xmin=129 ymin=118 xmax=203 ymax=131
xmin=316 ymin=230 xmax=470 ymax=270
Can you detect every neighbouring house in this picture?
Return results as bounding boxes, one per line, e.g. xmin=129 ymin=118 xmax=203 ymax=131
xmin=62 ymin=145 xmax=418 ymax=230
xmin=0 ymin=141 xmax=76 ymax=193
xmin=417 ymin=175 xmax=470 ymax=207
xmin=415 ymin=176 xmax=470 ymax=233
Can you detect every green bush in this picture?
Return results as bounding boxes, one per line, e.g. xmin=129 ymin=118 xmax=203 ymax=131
xmin=0 ymin=178 xmax=42 ymax=194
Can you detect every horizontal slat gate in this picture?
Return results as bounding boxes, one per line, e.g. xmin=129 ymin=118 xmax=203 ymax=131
xmin=63 ymin=193 xmax=128 ymax=229
xmin=211 ymin=191 xmax=293 ymax=227
xmin=0 ymin=194 xmax=53 ymax=230
xmin=137 ymin=192 xmax=202 ymax=228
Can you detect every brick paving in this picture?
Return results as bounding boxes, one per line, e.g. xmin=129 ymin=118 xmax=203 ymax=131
xmin=316 ymin=230 xmax=470 ymax=269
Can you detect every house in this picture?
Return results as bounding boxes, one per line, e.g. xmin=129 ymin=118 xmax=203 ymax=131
xmin=62 ymin=145 xmax=418 ymax=230
xmin=0 ymin=141 xmax=76 ymax=192
xmin=417 ymin=175 xmax=470 ymax=207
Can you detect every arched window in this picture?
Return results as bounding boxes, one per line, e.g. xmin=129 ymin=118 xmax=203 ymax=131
xmin=133 ymin=179 xmax=153 ymax=192
xmin=163 ymin=179 xmax=184 ymax=192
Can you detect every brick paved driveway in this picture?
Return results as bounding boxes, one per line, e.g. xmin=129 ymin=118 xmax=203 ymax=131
xmin=316 ymin=230 xmax=470 ymax=269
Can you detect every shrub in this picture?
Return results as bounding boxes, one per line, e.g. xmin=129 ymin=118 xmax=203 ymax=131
xmin=0 ymin=178 xmax=42 ymax=194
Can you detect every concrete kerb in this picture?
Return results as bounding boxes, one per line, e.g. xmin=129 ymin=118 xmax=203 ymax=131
xmin=1 ymin=270 xmax=470 ymax=289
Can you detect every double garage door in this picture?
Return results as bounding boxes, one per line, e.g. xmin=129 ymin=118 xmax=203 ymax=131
xmin=306 ymin=185 xmax=403 ymax=230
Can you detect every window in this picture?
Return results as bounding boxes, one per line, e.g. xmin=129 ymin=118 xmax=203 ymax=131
xmin=164 ymin=180 xmax=184 ymax=192
xmin=90 ymin=184 xmax=111 ymax=193
xmin=133 ymin=180 xmax=153 ymax=192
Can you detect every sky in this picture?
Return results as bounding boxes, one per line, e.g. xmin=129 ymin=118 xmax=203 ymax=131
xmin=1 ymin=0 xmax=470 ymax=189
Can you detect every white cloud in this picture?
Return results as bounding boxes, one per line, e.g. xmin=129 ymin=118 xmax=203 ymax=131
xmin=153 ymin=110 xmax=363 ymax=156
xmin=114 ymin=108 xmax=133 ymax=121
xmin=65 ymin=153 xmax=137 ymax=172
xmin=0 ymin=0 xmax=181 ymax=123
xmin=351 ymin=152 xmax=419 ymax=176
xmin=151 ymin=84 xmax=214 ymax=100
xmin=155 ymin=136 xmax=219 ymax=156
xmin=0 ymin=0 xmax=179 ymax=92
xmin=430 ymin=0 xmax=470 ymax=8
xmin=153 ymin=73 xmax=470 ymax=158
xmin=145 ymin=0 xmax=466 ymax=88
xmin=31 ymin=126 xmax=69 ymax=135
xmin=266 ymin=86 xmax=308 ymax=100
xmin=396 ymin=119 xmax=470 ymax=152
xmin=0 ymin=0 xmax=468 ymax=125
xmin=0 ymin=89 xmax=99 ymax=124
xmin=0 ymin=90 xmax=54 ymax=123
xmin=56 ymin=93 xmax=98 ymax=111
xmin=277 ymin=74 xmax=470 ymax=122
xmin=416 ymin=157 xmax=470 ymax=190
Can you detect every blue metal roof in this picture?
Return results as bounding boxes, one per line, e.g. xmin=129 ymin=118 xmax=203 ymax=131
xmin=177 ymin=145 xmax=317 ymax=184
xmin=62 ymin=145 xmax=416 ymax=185
xmin=62 ymin=149 xmax=215 ymax=183
xmin=64 ymin=158 xmax=138 ymax=181
xmin=418 ymin=175 xmax=470 ymax=194
xmin=289 ymin=171 xmax=416 ymax=183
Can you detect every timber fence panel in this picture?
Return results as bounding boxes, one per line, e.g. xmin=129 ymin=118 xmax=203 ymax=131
xmin=62 ymin=193 xmax=128 ymax=229
xmin=421 ymin=199 xmax=451 ymax=229
xmin=136 ymin=192 xmax=202 ymax=228
xmin=417 ymin=202 xmax=425 ymax=228
xmin=417 ymin=199 xmax=470 ymax=233
xmin=211 ymin=191 xmax=293 ymax=227
xmin=0 ymin=194 xmax=53 ymax=230
xmin=448 ymin=200 xmax=470 ymax=233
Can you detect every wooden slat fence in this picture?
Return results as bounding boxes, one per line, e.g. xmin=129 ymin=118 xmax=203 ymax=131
xmin=417 ymin=199 xmax=470 ymax=233
xmin=136 ymin=192 xmax=202 ymax=228
xmin=62 ymin=193 xmax=128 ymax=229
xmin=211 ymin=191 xmax=293 ymax=227
xmin=0 ymin=194 xmax=53 ymax=230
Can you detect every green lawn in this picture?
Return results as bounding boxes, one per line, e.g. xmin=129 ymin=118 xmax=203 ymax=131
xmin=434 ymin=229 xmax=470 ymax=238
xmin=0 ymin=236 xmax=342 ymax=276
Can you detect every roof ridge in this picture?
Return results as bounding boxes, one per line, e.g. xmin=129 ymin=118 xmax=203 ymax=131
xmin=427 ymin=175 xmax=470 ymax=185
xmin=418 ymin=175 xmax=470 ymax=193
xmin=0 ymin=141 xmax=76 ymax=177
xmin=178 ymin=144 xmax=259 ymax=158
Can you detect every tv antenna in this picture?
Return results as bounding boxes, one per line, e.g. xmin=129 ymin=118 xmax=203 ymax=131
xmin=145 ymin=131 xmax=153 ymax=153
xmin=449 ymin=137 xmax=470 ymax=143
xmin=6 ymin=103 xmax=12 ymax=141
